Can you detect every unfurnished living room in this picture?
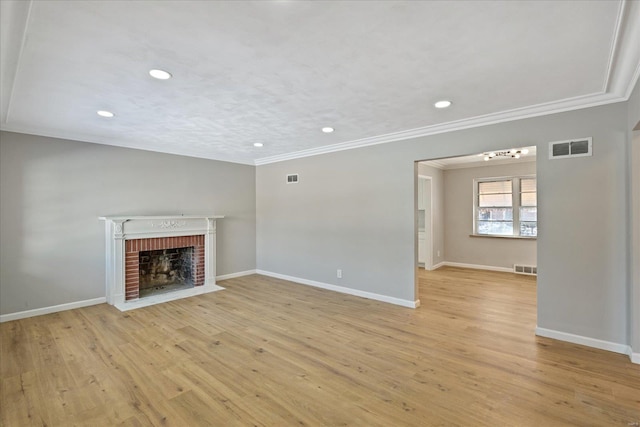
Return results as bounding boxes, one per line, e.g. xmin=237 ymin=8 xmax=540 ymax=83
xmin=1 ymin=1 xmax=639 ymax=426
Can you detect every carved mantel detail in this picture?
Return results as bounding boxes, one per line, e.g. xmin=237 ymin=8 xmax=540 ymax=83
xmin=114 ymin=220 xmax=126 ymax=236
xmin=150 ymin=220 xmax=187 ymax=229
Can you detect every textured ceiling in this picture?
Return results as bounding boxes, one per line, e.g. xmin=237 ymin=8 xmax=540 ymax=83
xmin=1 ymin=1 xmax=638 ymax=165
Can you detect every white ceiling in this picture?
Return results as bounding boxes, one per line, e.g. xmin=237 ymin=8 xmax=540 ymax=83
xmin=1 ymin=1 xmax=639 ymax=165
xmin=421 ymin=146 xmax=537 ymax=170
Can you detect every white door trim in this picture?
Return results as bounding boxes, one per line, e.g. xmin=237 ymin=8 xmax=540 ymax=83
xmin=418 ymin=175 xmax=434 ymax=270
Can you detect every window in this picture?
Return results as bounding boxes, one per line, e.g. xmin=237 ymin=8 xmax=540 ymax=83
xmin=474 ymin=176 xmax=536 ymax=237
xmin=519 ymin=178 xmax=537 ymax=236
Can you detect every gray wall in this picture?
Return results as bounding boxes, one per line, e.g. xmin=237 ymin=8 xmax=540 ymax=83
xmin=630 ymin=77 xmax=640 ymax=131
xmin=417 ymin=163 xmax=444 ymax=267
xmin=443 ymin=161 xmax=537 ymax=269
xmin=629 ymin=79 xmax=640 ymax=354
xmin=632 ymin=128 xmax=640 ymax=355
xmin=0 ymin=131 xmax=256 ymax=315
xmin=257 ymin=101 xmax=630 ymax=345
xmin=535 ymin=105 xmax=628 ymax=343
xmin=257 ymin=146 xmax=418 ymax=302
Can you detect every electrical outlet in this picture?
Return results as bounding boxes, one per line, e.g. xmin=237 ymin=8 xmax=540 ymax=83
xmin=337 ymin=269 xmax=342 ymax=279
xmin=437 ymin=250 xmax=441 ymax=257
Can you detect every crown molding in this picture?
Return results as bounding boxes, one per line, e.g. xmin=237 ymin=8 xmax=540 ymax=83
xmin=0 ymin=125 xmax=256 ymax=166
xmin=3 ymin=1 xmax=638 ymax=168
xmin=254 ymin=91 xmax=623 ymax=166
xmin=421 ymin=156 xmax=536 ymax=171
xmin=0 ymin=0 xmax=32 ymax=124
xmin=607 ymin=0 xmax=640 ymax=97
xmin=420 ymin=160 xmax=445 ymax=170
xmin=442 ymin=157 xmax=537 ymax=171
xmin=253 ymin=2 xmax=639 ymax=166
xmin=603 ymin=0 xmax=626 ymax=93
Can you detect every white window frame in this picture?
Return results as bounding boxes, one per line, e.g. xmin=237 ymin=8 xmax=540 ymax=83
xmin=473 ymin=175 xmax=537 ymax=238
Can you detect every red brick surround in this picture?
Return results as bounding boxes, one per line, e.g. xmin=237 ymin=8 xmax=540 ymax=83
xmin=124 ymin=235 xmax=205 ymax=300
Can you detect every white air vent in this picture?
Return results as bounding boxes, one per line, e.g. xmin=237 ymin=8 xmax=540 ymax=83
xmin=286 ymin=174 xmax=299 ymax=184
xmin=514 ymin=264 xmax=537 ymax=276
xmin=549 ymin=137 xmax=592 ymax=159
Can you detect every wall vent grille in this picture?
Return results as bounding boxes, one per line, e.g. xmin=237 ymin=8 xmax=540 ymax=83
xmin=549 ymin=137 xmax=592 ymax=159
xmin=286 ymin=174 xmax=299 ymax=184
xmin=514 ymin=264 xmax=537 ymax=276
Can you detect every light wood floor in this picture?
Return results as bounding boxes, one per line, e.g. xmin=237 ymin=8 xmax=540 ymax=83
xmin=1 ymin=267 xmax=639 ymax=426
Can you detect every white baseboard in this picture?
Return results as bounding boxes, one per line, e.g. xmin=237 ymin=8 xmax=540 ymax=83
xmin=535 ymin=327 xmax=635 ymax=363
xmin=440 ymin=261 xmax=513 ymax=273
xmin=0 ymin=297 xmax=107 ymax=323
xmin=256 ymin=270 xmax=419 ymax=309
xmin=216 ymin=269 xmax=257 ymax=281
xmin=431 ymin=261 xmax=446 ymax=270
xmin=0 ymin=270 xmax=253 ymax=320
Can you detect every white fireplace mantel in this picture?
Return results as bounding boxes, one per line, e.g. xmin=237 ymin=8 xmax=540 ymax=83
xmin=99 ymin=215 xmax=224 ymax=311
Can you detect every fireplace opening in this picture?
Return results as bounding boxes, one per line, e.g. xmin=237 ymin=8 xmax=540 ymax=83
xmin=139 ymin=246 xmax=195 ymax=298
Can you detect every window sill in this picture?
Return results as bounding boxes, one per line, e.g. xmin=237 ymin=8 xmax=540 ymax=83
xmin=469 ymin=234 xmax=537 ymax=240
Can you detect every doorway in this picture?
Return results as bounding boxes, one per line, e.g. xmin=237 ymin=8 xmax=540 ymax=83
xmin=415 ymin=146 xmax=537 ymax=303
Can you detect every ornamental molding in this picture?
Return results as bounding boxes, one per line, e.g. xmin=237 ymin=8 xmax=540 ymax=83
xmin=150 ymin=220 xmax=187 ymax=229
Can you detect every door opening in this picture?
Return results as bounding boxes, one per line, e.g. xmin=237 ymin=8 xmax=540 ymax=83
xmin=414 ymin=146 xmax=537 ymax=304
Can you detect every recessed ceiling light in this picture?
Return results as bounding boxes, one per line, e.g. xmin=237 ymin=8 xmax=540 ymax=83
xmin=149 ymin=69 xmax=172 ymax=80
xmin=322 ymin=127 xmax=334 ymax=133
xmin=97 ymin=110 xmax=114 ymax=118
xmin=434 ymin=100 xmax=452 ymax=109
xmin=254 ymin=142 xmax=264 ymax=147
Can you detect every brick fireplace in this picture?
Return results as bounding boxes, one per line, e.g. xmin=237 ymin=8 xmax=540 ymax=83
xmin=100 ymin=215 xmax=224 ymax=311
xmin=125 ymin=235 xmax=205 ymax=300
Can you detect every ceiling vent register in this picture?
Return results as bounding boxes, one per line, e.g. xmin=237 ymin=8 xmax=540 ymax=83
xmin=286 ymin=174 xmax=299 ymax=184
xmin=549 ymin=137 xmax=592 ymax=159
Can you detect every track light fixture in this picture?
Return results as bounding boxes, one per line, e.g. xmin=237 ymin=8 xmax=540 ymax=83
xmin=482 ymin=148 xmax=529 ymax=161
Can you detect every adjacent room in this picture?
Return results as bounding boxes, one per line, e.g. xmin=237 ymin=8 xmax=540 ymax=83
xmin=415 ymin=147 xmax=538 ymax=322
xmin=416 ymin=146 xmax=537 ymax=277
xmin=1 ymin=1 xmax=639 ymax=425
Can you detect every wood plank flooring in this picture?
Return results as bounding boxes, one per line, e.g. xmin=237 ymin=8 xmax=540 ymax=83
xmin=1 ymin=267 xmax=639 ymax=426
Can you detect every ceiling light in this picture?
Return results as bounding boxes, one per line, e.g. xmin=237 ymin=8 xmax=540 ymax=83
xmin=97 ymin=110 xmax=114 ymax=118
xmin=254 ymin=143 xmax=264 ymax=147
xmin=322 ymin=127 xmax=334 ymax=133
xmin=481 ymin=149 xmax=527 ymax=160
xmin=149 ymin=69 xmax=172 ymax=80
xmin=434 ymin=100 xmax=452 ymax=109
